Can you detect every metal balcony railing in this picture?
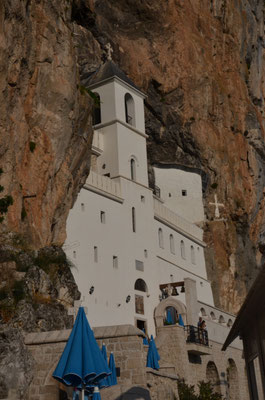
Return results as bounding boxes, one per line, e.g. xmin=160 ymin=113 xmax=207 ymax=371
xmin=185 ymin=325 xmax=209 ymax=347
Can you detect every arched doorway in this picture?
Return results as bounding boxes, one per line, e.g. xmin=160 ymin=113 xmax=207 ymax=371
xmin=227 ymin=358 xmax=239 ymax=400
xmin=206 ymin=361 xmax=221 ymax=394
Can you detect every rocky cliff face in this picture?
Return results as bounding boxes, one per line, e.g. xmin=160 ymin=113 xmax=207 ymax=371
xmin=1 ymin=0 xmax=265 ymax=313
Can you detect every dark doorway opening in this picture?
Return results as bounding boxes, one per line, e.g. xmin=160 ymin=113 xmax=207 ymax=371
xmin=136 ymin=319 xmax=146 ymax=332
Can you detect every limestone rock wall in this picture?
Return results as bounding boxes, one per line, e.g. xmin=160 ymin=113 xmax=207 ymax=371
xmin=1 ymin=0 xmax=265 ymax=313
xmin=0 ymin=0 xmax=93 ymax=248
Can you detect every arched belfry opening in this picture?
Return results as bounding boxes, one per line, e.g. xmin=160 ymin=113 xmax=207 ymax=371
xmin=92 ymin=92 xmax=101 ymax=125
xmin=125 ymin=93 xmax=135 ymax=126
xmin=154 ymin=297 xmax=187 ymax=328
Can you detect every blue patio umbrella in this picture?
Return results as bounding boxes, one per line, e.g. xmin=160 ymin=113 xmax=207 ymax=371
xmin=108 ymin=352 xmax=117 ymax=386
xmin=146 ymin=339 xmax=160 ymax=370
xmin=53 ymin=307 xmax=111 ymax=399
xmin=178 ymin=313 xmax=185 ymax=327
xmin=166 ymin=308 xmax=174 ymax=324
xmin=150 ymin=335 xmax=160 ymax=361
xmin=142 ymin=328 xmax=149 ymax=345
xmin=99 ymin=344 xmax=110 ymax=388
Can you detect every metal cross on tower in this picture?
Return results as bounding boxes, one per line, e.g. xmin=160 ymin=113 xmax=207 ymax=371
xmin=105 ymin=43 xmax=113 ymax=61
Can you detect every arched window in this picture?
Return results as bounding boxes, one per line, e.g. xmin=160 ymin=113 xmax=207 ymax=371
xmin=227 ymin=359 xmax=239 ymax=400
xmin=210 ymin=311 xmax=216 ymax=321
xmin=191 ymin=245 xmax=195 ymax=264
xmin=206 ymin=362 xmax=221 ymax=394
xmin=92 ymin=93 xmax=101 ymax=125
xmin=125 ymin=93 xmax=135 ymax=126
xmin=170 ymin=234 xmax=175 ymax=254
xmin=200 ymin=308 xmax=207 ymax=317
xmin=227 ymin=319 xmax=233 ymax=327
xmin=134 ymin=279 xmax=148 ymax=292
xmin=132 ymin=207 xmax=136 ymax=232
xmin=219 ymin=315 xmax=225 ymax=324
xmin=158 ymin=228 xmax=164 ymax=248
xmin=130 ymin=158 xmax=136 ymax=181
xmin=180 ymin=240 xmax=186 ymax=259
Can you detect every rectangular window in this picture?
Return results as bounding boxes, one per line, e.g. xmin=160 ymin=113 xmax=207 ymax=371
xmin=100 ymin=211 xmax=106 ymax=224
xmin=182 ymin=190 xmax=187 ymax=196
xmin=94 ymin=246 xmax=98 ymax=263
xmin=135 ymin=295 xmax=144 ymax=315
xmin=113 ymin=256 xmax=118 ymax=269
xmin=135 ymin=260 xmax=144 ymax=271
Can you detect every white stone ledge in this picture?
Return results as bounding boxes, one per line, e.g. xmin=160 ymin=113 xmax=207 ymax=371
xmin=24 ymin=324 xmax=145 ymax=345
xmin=146 ymin=368 xmax=179 ymax=380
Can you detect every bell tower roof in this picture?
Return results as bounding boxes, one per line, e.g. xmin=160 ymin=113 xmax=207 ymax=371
xmin=83 ymin=60 xmax=144 ymax=96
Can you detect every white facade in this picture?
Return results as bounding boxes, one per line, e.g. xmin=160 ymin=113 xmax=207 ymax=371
xmin=154 ymin=166 xmax=205 ymax=223
xmin=65 ymin=65 xmax=218 ymax=337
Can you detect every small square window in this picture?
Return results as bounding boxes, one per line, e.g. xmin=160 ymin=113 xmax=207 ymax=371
xmin=135 ymin=260 xmax=144 ymax=271
xmin=182 ymin=190 xmax=187 ymax=196
xmin=113 ymin=256 xmax=118 ymax=269
xmin=100 ymin=211 xmax=106 ymax=224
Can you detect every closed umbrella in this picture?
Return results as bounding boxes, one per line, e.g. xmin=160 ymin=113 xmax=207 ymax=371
xmin=99 ymin=344 xmax=110 ymax=388
xmin=166 ymin=308 xmax=174 ymax=324
xmin=142 ymin=328 xmax=149 ymax=345
xmin=178 ymin=313 xmax=185 ymax=327
xmin=146 ymin=339 xmax=160 ymax=370
xmin=53 ymin=307 xmax=111 ymax=400
xmin=150 ymin=335 xmax=160 ymax=361
xmin=108 ymin=352 xmax=117 ymax=386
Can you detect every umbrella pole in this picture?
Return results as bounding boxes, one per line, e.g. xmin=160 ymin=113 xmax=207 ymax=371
xmin=81 ymin=388 xmax=85 ymax=400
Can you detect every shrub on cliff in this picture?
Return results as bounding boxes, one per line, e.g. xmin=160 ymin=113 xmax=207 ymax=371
xmin=0 ymin=168 xmax=13 ymax=223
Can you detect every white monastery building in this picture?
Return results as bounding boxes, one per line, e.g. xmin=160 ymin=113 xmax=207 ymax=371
xmin=65 ymin=61 xmax=237 ymax=340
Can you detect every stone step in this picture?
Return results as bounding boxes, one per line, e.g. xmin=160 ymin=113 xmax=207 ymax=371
xmin=159 ymin=362 xmax=176 ymax=374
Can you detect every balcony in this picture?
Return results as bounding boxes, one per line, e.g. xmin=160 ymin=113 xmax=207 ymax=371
xmin=84 ymin=171 xmax=123 ymax=203
xmin=185 ymin=325 xmax=212 ymax=356
xmin=154 ymin=198 xmax=203 ymax=242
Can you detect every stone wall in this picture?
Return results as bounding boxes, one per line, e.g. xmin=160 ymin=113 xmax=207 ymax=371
xmin=24 ymin=325 xmax=148 ymax=400
xmin=20 ymin=323 xmax=249 ymax=400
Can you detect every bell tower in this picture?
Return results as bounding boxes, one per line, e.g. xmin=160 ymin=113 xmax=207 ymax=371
xmin=85 ymin=60 xmax=148 ymax=186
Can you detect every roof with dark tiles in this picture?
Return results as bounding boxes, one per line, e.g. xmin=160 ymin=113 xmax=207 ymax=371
xmin=83 ymin=60 xmax=142 ymax=92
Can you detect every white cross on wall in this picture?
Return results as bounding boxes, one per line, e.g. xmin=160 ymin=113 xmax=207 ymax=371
xmin=209 ymin=194 xmax=225 ymax=219
xmin=105 ymin=43 xmax=113 ymax=61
